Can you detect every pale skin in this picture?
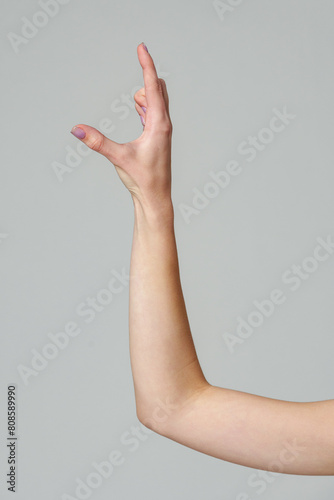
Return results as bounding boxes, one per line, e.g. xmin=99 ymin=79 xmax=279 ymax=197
xmin=71 ymin=43 xmax=334 ymax=476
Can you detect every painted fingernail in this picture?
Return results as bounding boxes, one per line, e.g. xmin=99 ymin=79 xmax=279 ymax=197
xmin=142 ymin=42 xmax=149 ymax=53
xmin=140 ymin=115 xmax=145 ymax=126
xmin=141 ymin=106 xmax=147 ymax=113
xmin=71 ymin=126 xmax=86 ymax=139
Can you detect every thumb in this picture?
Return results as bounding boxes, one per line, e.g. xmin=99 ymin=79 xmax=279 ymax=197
xmin=70 ymin=124 xmax=124 ymax=166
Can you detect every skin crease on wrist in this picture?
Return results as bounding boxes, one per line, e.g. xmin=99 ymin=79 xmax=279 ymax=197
xmin=70 ymin=43 xmax=334 ymax=477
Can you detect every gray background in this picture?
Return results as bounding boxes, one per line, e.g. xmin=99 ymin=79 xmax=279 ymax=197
xmin=1 ymin=0 xmax=334 ymax=498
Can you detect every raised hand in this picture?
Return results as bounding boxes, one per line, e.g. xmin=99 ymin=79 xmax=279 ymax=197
xmin=70 ymin=43 xmax=173 ymax=209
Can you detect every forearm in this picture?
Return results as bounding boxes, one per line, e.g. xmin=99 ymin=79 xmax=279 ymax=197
xmin=129 ymin=196 xmax=209 ymax=428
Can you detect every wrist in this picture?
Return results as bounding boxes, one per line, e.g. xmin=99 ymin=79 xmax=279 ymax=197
xmin=132 ymin=195 xmax=174 ymax=232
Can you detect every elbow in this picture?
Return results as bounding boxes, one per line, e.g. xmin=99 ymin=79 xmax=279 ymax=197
xmin=136 ymin=395 xmax=182 ymax=434
xmin=137 ymin=410 xmax=157 ymax=432
xmin=137 ymin=382 xmax=212 ymax=432
xmin=136 ymin=405 xmax=169 ymax=434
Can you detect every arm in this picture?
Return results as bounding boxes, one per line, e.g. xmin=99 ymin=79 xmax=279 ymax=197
xmin=129 ymin=191 xmax=334 ymax=477
xmin=71 ymin=43 xmax=334 ymax=476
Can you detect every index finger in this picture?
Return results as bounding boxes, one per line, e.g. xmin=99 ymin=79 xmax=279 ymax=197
xmin=137 ymin=43 xmax=166 ymax=115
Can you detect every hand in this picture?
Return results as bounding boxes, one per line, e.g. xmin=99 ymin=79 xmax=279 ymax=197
xmin=70 ymin=43 xmax=173 ymax=210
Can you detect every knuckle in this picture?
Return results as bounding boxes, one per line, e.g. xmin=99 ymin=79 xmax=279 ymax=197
xmin=89 ymin=135 xmax=104 ymax=153
xmin=134 ymin=87 xmax=145 ymax=101
xmin=147 ymin=80 xmax=163 ymax=93
xmin=157 ymin=118 xmax=173 ymax=134
xmin=165 ymin=123 xmax=173 ymax=135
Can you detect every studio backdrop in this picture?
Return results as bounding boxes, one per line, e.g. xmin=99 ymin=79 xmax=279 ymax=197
xmin=1 ymin=1 xmax=334 ymax=499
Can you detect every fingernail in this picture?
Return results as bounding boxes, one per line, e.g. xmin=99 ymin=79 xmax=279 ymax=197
xmin=141 ymin=106 xmax=147 ymax=113
xmin=71 ymin=126 xmax=86 ymax=139
xmin=142 ymin=42 xmax=149 ymax=53
xmin=140 ymin=115 xmax=145 ymax=127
